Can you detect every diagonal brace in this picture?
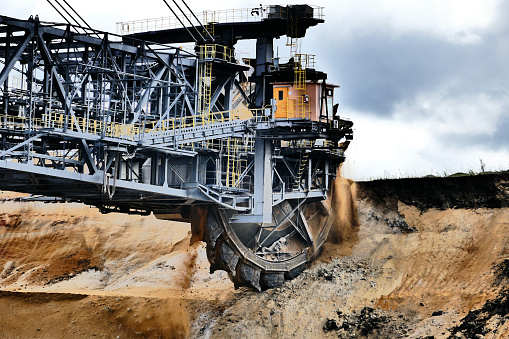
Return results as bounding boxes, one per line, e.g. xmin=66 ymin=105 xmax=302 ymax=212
xmin=0 ymin=31 xmax=35 ymax=85
xmin=0 ymin=133 xmax=46 ymax=158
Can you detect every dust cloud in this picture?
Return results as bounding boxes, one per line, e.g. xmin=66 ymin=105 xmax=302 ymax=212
xmin=327 ymin=166 xmax=360 ymax=254
xmin=168 ymin=238 xmax=200 ymax=290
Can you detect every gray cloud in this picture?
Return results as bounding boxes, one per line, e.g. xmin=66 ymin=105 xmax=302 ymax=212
xmin=333 ymin=31 xmax=508 ymax=117
xmin=439 ymin=114 xmax=509 ymax=153
xmin=305 ymin=0 xmax=509 ymax=120
xmin=302 ymin=1 xmax=509 ymax=177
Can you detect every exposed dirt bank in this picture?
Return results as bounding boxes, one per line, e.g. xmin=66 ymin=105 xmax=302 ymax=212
xmin=357 ymin=171 xmax=509 ymax=210
xmin=0 ymin=172 xmax=508 ymax=338
xmin=199 ymin=174 xmax=509 ymax=338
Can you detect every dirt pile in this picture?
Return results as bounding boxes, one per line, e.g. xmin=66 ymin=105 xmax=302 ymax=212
xmin=0 ymin=172 xmax=509 ymax=338
xmin=323 ymin=306 xmax=410 ymax=338
xmin=446 ymin=259 xmax=509 ymax=338
xmin=0 ymin=200 xmax=233 ymax=296
xmin=196 ymin=173 xmax=509 ymax=338
xmin=0 ymin=198 xmax=235 ymax=338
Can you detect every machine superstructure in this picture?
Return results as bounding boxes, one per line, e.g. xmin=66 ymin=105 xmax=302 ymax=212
xmin=0 ymin=4 xmax=353 ymax=290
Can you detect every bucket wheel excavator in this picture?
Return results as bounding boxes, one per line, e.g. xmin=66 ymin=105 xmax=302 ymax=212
xmin=0 ymin=4 xmax=353 ymax=290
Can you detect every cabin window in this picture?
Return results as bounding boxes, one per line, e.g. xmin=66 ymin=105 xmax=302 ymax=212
xmin=326 ymin=88 xmax=334 ymax=118
xmin=327 ymin=97 xmax=333 ymax=118
xmin=278 ymin=90 xmax=284 ymax=101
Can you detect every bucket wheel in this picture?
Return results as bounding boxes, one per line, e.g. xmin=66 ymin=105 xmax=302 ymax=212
xmin=204 ymin=200 xmax=332 ymax=291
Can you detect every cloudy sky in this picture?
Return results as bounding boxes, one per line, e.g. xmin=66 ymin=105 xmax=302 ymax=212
xmin=3 ymin=0 xmax=509 ymax=180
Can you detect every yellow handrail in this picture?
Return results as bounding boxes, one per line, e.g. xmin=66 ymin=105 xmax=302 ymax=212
xmin=0 ymin=107 xmax=257 ymax=142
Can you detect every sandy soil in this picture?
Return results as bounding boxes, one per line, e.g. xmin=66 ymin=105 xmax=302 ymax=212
xmin=1 ymin=178 xmax=508 ymax=338
xmin=196 ymin=179 xmax=509 ymax=338
xmin=0 ymin=198 xmax=235 ymax=338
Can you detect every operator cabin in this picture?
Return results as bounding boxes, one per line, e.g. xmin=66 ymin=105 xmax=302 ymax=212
xmin=272 ymin=81 xmax=338 ymax=121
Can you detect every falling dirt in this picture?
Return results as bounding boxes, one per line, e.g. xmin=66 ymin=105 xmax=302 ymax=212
xmin=190 ymin=205 xmax=207 ymax=246
xmin=1 ymin=172 xmax=509 ymax=338
xmin=326 ymin=167 xmax=360 ymax=256
xmin=172 ymin=241 xmax=200 ymax=290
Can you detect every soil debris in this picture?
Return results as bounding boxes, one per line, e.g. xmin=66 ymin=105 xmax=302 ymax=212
xmin=323 ymin=307 xmax=409 ymax=338
xmin=448 ymin=287 xmax=509 ymax=338
xmin=1 ymin=172 xmax=509 ymax=338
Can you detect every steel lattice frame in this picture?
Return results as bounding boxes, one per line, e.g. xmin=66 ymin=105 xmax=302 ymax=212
xmin=0 ymin=16 xmax=252 ymax=213
xmin=0 ymin=13 xmax=353 ymax=270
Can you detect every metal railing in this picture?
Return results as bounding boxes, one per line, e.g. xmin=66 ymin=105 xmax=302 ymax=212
xmin=198 ymin=44 xmax=236 ymax=62
xmin=0 ymin=107 xmax=258 ymax=144
xmin=116 ymin=5 xmax=324 ymax=35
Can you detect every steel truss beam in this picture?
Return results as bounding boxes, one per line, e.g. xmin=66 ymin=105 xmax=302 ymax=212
xmin=0 ymin=14 xmax=350 ymax=219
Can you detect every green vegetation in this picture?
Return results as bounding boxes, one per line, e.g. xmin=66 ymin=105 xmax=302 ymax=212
xmin=365 ymin=159 xmax=508 ymax=181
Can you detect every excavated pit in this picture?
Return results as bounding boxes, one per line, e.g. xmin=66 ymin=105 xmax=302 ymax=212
xmin=1 ymin=172 xmax=509 ymax=338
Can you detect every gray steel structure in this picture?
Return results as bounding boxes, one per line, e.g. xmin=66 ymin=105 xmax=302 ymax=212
xmin=0 ymin=5 xmax=354 ymax=290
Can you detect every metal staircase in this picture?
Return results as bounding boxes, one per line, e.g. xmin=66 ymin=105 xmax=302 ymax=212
xmin=293 ymin=54 xmax=307 ymax=119
xmin=293 ymin=150 xmax=310 ymax=189
xmin=198 ymin=58 xmax=213 ymax=115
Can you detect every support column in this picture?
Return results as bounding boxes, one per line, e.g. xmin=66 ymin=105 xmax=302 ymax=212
xmin=253 ymin=138 xmax=272 ymax=224
xmin=254 ymin=38 xmax=273 ymax=108
xmin=151 ymin=154 xmax=159 ymax=186
xmin=325 ymin=159 xmax=329 ymax=190
xmin=81 ymin=46 xmax=89 ymax=122
xmin=224 ymin=76 xmax=234 ymax=111
xmin=160 ymin=156 xmax=167 ymax=186
xmin=3 ymin=27 xmax=11 ymax=116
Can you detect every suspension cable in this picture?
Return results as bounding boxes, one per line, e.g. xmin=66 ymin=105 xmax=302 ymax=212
xmin=161 ymin=0 xmax=197 ymax=43
xmin=61 ymin=0 xmax=101 ymax=38
xmin=179 ymin=0 xmax=215 ymax=42
xmin=170 ymin=0 xmax=206 ymax=43
xmin=52 ymin=0 xmax=87 ymax=34
xmin=45 ymin=0 xmax=75 ymax=30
